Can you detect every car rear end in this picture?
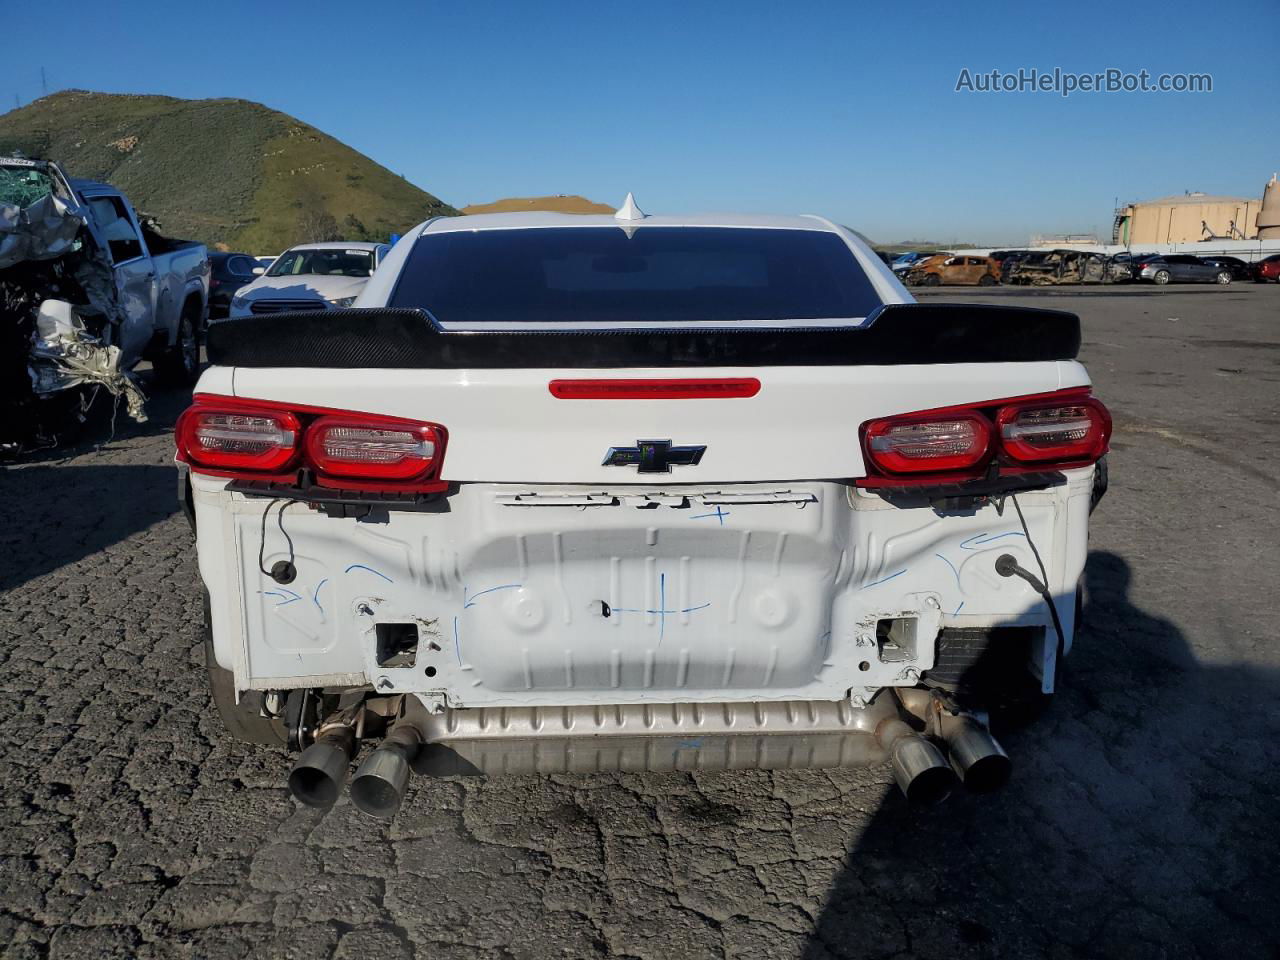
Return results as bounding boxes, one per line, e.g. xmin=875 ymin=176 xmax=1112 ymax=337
xmin=180 ymin=214 xmax=1109 ymax=817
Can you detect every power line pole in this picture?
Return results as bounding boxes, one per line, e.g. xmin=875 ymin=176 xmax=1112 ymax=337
xmin=41 ymin=68 xmax=47 ymax=95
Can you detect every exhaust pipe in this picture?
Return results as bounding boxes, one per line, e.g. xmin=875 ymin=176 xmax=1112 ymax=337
xmin=941 ymin=716 xmax=1011 ymax=793
xmin=288 ymin=724 xmax=355 ymax=808
xmin=876 ymin=716 xmax=956 ymax=805
xmin=349 ymin=723 xmax=423 ymax=820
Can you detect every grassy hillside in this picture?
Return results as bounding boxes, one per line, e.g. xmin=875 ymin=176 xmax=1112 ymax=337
xmin=462 ymin=195 xmax=614 ymax=215
xmin=0 ymin=90 xmax=457 ymax=252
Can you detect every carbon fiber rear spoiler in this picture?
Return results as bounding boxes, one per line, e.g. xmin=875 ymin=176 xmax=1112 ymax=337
xmin=205 ymin=303 xmax=1080 ymax=369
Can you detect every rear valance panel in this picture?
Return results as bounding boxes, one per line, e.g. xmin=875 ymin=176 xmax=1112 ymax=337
xmin=206 ymin=303 xmax=1080 ymax=369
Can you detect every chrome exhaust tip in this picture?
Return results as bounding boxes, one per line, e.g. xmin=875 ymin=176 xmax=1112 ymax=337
xmin=288 ymin=727 xmax=355 ymax=809
xmin=349 ymin=725 xmax=421 ymax=820
xmin=944 ymin=718 xmax=1011 ymax=794
xmin=877 ymin=717 xmax=957 ymax=806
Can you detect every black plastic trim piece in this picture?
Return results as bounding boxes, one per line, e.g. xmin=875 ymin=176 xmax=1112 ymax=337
xmin=870 ymin=471 xmax=1066 ymax=510
xmin=205 ymin=302 xmax=1080 ymax=369
xmin=226 ymin=477 xmax=447 ymax=517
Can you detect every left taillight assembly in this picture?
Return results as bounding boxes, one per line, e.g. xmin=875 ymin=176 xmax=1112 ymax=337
xmin=176 ymin=405 xmax=301 ymax=472
xmin=306 ymin=417 xmax=441 ymax=481
xmin=176 ymin=397 xmax=447 ymax=492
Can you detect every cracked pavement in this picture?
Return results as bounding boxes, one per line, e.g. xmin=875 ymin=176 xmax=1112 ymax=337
xmin=1 ymin=286 xmax=1278 ymax=959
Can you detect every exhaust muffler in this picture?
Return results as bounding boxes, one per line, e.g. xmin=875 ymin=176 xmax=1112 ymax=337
xmin=349 ymin=724 xmax=423 ymax=820
xmin=941 ymin=716 xmax=1011 ymax=793
xmin=875 ymin=716 xmax=956 ymax=805
xmin=288 ymin=724 xmax=355 ymax=809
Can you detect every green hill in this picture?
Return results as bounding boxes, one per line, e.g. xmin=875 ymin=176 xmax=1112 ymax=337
xmin=0 ymin=90 xmax=457 ymax=252
xmin=463 ymin=195 xmax=614 ymax=215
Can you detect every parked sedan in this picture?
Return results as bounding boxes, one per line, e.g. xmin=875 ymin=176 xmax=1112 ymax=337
xmin=1135 ymin=254 xmax=1232 ymax=285
xmin=1201 ymin=256 xmax=1253 ymax=282
xmin=1252 ymin=254 xmax=1280 ymax=282
xmin=208 ymin=252 xmax=260 ymax=318
xmin=226 ymin=242 xmax=391 ymax=318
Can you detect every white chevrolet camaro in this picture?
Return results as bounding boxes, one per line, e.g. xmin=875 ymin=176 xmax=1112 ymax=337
xmin=181 ymin=199 xmax=1111 ymax=818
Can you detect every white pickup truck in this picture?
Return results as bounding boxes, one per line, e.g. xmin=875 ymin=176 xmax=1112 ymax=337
xmin=2 ymin=156 xmax=208 ymax=447
xmin=180 ymin=201 xmax=1109 ymax=818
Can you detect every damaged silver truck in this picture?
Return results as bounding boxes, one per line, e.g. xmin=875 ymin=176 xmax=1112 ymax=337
xmin=1 ymin=156 xmax=209 ymax=452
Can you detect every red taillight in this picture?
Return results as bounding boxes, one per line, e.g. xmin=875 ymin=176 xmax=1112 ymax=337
xmin=176 ymin=405 xmax=300 ymax=472
xmin=549 ymin=378 xmax=760 ymax=399
xmin=858 ymin=388 xmax=1110 ymax=487
xmin=176 ymin=396 xmax=447 ymax=492
xmin=864 ymin=414 xmax=990 ymax=474
xmin=996 ymin=397 xmax=1110 ymax=463
xmin=306 ymin=417 xmax=441 ymax=481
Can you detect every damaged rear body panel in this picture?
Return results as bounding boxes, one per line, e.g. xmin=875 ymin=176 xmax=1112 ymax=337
xmin=1 ymin=157 xmax=208 ymax=451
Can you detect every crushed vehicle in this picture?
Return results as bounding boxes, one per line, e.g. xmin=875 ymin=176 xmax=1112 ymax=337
xmin=904 ymin=253 xmax=1000 ymax=286
xmin=1007 ymin=249 xmax=1130 ymax=285
xmin=1 ymin=157 xmax=208 ymax=451
xmin=179 ymin=199 xmax=1110 ymax=818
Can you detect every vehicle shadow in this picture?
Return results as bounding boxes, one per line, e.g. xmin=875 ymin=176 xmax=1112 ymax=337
xmin=0 ymin=462 xmax=181 ymax=593
xmin=801 ymin=550 xmax=1280 ymax=959
xmin=0 ymin=370 xmax=191 ymax=592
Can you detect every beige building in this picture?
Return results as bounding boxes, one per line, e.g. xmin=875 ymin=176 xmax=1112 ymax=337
xmin=1112 ymin=193 xmax=1260 ymax=244
xmin=1257 ymin=175 xmax=1280 ymax=240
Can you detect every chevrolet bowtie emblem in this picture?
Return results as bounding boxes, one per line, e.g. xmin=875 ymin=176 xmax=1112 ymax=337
xmin=603 ymin=440 xmax=706 ymax=473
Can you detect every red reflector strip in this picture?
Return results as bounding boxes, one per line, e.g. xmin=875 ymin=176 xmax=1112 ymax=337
xmin=549 ymin=378 xmax=760 ymax=399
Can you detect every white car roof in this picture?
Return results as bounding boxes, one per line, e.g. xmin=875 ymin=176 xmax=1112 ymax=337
xmin=282 ymin=241 xmax=383 ymax=251
xmin=422 ymin=211 xmax=839 ymax=234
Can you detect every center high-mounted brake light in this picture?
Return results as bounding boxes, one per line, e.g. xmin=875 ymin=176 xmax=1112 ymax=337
xmin=549 ymin=378 xmax=761 ymax=399
xmin=858 ymin=388 xmax=1110 ymax=487
xmin=175 ymin=396 xmax=447 ymax=493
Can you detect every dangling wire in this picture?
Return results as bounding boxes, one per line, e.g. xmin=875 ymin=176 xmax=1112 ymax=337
xmin=257 ymin=499 xmax=300 ymax=577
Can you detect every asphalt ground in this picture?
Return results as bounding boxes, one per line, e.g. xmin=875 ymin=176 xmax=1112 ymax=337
xmin=1 ymin=283 xmax=1277 ymax=959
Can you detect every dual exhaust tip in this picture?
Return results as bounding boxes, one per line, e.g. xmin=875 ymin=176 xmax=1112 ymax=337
xmin=290 ymin=709 xmax=1009 ymax=816
xmin=880 ymin=715 xmax=1011 ymax=806
xmin=288 ymin=724 xmax=420 ymax=819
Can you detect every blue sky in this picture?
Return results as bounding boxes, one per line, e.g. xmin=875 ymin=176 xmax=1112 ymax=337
xmin=3 ymin=0 xmax=1276 ymax=243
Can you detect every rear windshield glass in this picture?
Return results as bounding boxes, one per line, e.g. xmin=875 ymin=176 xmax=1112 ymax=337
xmin=388 ymin=227 xmax=883 ymax=329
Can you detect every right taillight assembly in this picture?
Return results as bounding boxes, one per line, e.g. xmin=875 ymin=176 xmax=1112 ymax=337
xmin=864 ymin=414 xmax=991 ymax=473
xmin=859 ymin=388 xmax=1110 ymax=487
xmin=996 ymin=397 xmax=1110 ymax=464
xmin=176 ymin=396 xmax=447 ymax=492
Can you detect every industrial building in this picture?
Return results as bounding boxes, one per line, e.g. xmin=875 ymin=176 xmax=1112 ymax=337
xmin=1112 ymin=192 xmax=1261 ymax=244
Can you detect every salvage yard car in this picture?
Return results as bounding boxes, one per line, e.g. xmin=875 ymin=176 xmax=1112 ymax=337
xmin=208 ymin=252 xmax=260 ymax=318
xmin=1134 ymin=254 xmax=1232 ymax=284
xmin=1252 ymin=253 xmax=1280 ymax=282
xmin=179 ymin=199 xmax=1110 ymax=818
xmin=904 ymin=253 xmax=1000 ymax=286
xmin=2 ymin=156 xmax=209 ymax=450
xmin=226 ymin=241 xmax=389 ymax=318
xmin=1007 ymin=249 xmax=1130 ymax=285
